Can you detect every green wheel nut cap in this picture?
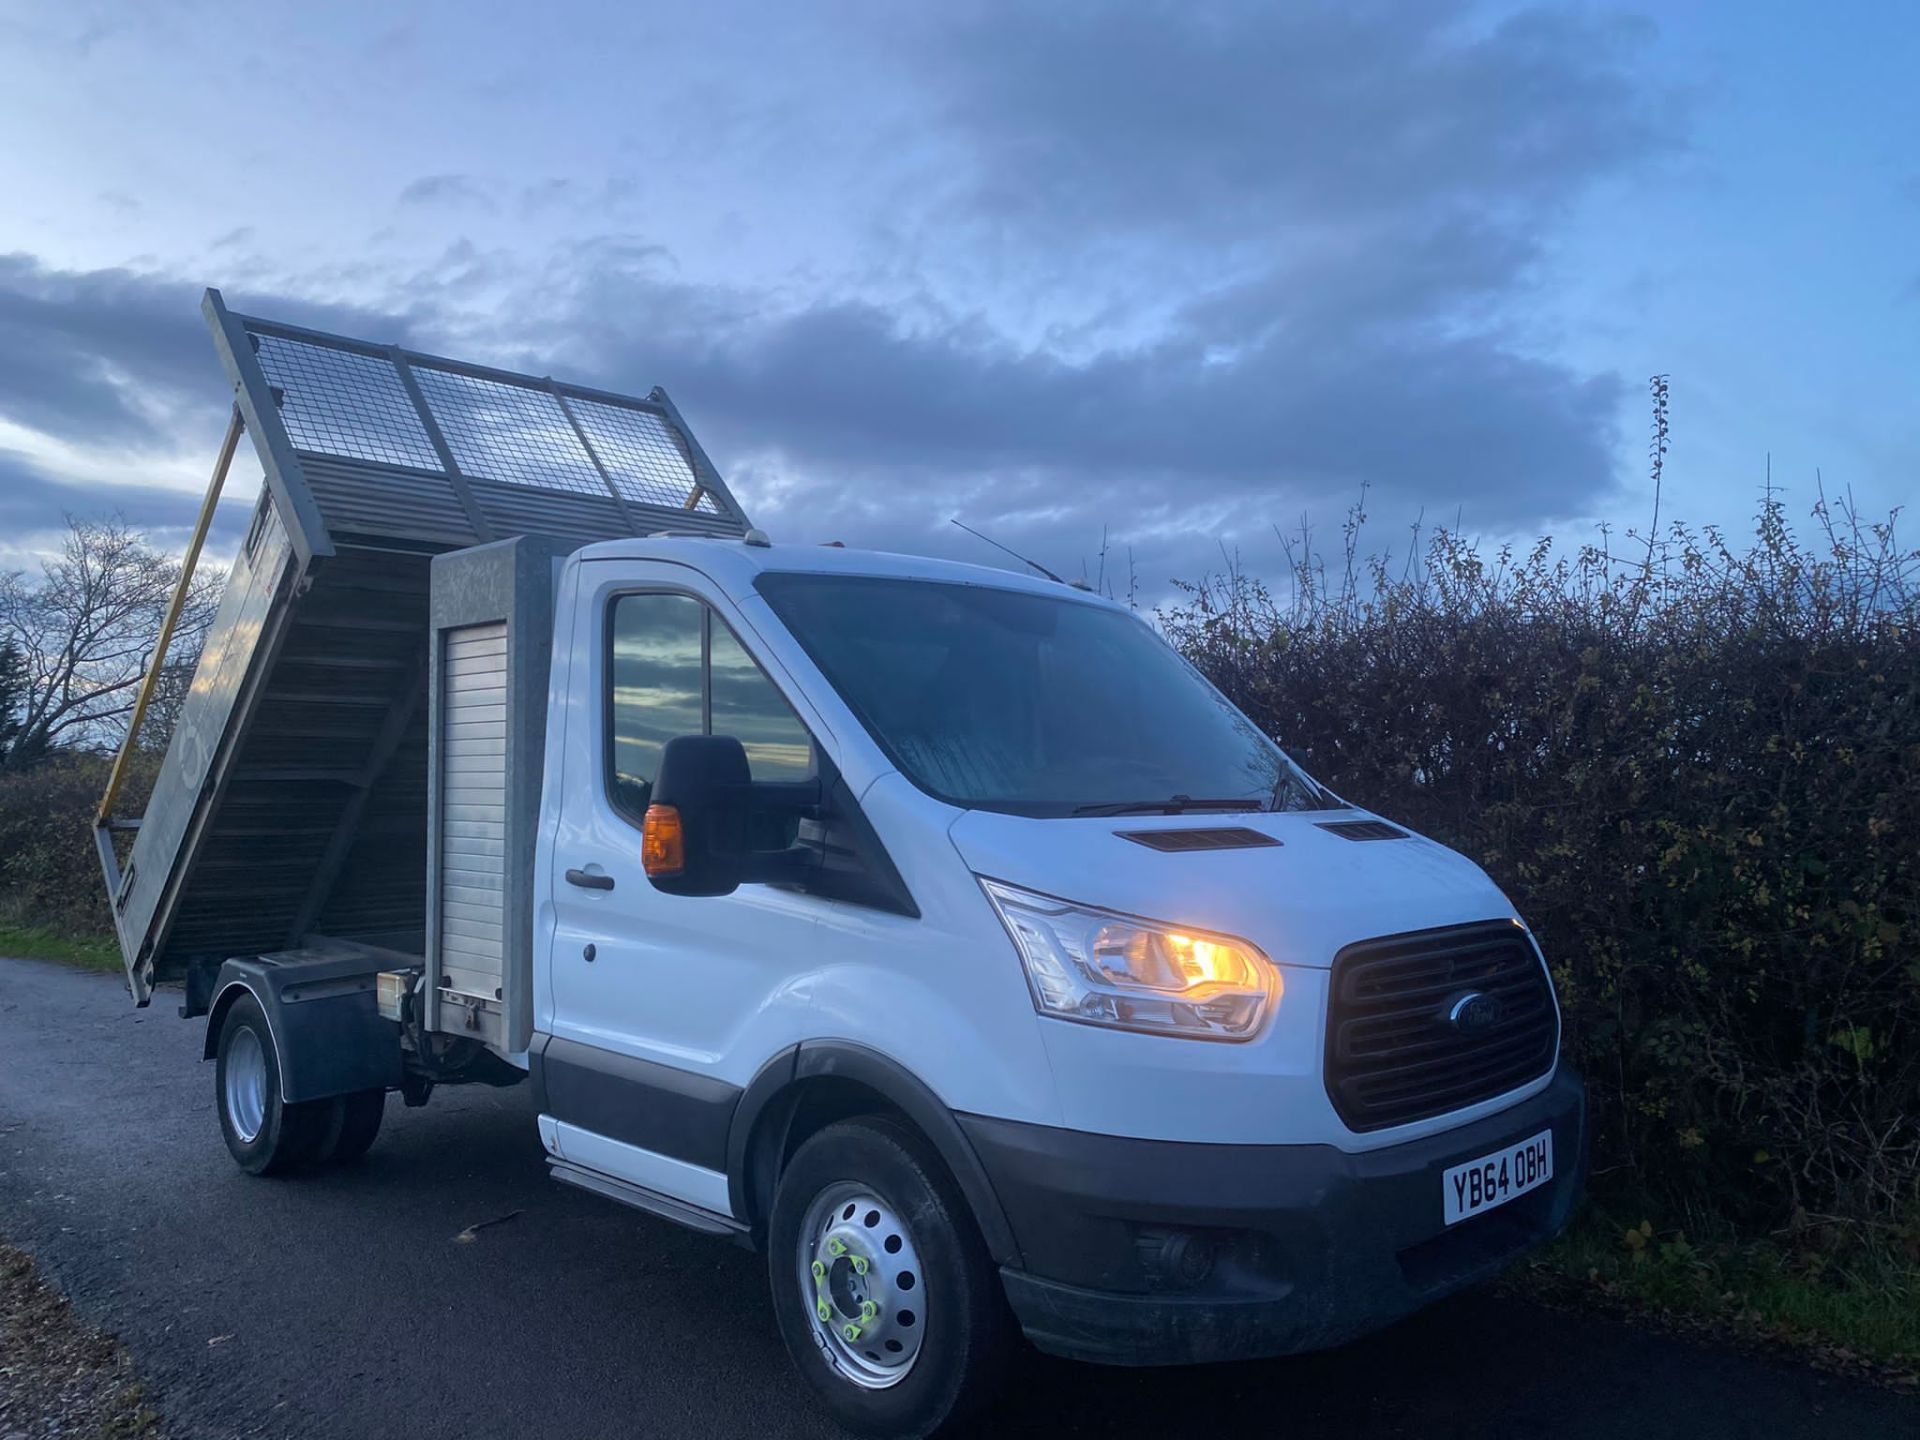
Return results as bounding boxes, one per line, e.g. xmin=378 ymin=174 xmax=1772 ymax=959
xmin=827 ymin=1239 xmax=846 ymax=1256
xmin=851 ymin=1256 xmax=869 ymax=1275
xmin=859 ymin=1300 xmax=878 ymax=1321
xmin=842 ymin=1323 xmax=862 ymax=1342
xmin=810 ymin=1260 xmax=826 ymax=1281
xmin=816 ymin=1300 xmax=832 ymax=1321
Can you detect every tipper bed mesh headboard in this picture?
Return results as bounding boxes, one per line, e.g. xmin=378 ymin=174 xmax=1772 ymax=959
xmin=206 ymin=288 xmax=751 ymax=557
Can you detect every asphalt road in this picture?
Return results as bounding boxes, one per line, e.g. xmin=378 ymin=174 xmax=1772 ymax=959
xmin=0 ymin=957 xmax=1911 ymax=1440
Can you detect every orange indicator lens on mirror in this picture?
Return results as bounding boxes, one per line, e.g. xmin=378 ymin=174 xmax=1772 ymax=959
xmin=642 ymin=804 xmax=685 ymax=875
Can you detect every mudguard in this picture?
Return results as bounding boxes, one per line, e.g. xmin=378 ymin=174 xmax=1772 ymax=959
xmin=201 ymin=949 xmax=403 ymax=1103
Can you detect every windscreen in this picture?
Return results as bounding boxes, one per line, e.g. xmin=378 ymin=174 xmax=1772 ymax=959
xmin=755 ymin=573 xmax=1329 ymax=818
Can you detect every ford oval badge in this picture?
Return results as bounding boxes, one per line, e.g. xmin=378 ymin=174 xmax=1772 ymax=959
xmin=1447 ymin=990 xmax=1505 ymax=1036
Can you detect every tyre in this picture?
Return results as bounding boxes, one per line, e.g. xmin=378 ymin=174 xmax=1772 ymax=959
xmin=768 ymin=1116 xmax=1013 ymax=1439
xmin=326 ymin=1089 xmax=386 ymax=1164
xmin=213 ymin=993 xmax=330 ymax=1175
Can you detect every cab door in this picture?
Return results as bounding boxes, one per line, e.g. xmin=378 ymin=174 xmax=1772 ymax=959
xmin=542 ymin=563 xmax=822 ymax=1211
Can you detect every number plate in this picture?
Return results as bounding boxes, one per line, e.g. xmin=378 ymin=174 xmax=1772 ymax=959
xmin=1442 ymin=1129 xmax=1553 ymax=1225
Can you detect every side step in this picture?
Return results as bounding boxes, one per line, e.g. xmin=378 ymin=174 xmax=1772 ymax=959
xmin=547 ymin=1158 xmax=747 ymax=1240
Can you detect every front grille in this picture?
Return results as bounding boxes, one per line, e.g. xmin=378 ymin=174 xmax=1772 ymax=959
xmin=1325 ymin=922 xmax=1558 ymax=1132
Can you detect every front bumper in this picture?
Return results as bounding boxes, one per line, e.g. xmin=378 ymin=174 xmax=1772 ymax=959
xmin=960 ymin=1065 xmax=1586 ymax=1366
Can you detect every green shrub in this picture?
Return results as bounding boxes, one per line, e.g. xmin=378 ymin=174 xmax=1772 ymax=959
xmin=1165 ymin=493 xmax=1919 ymax=1239
xmin=0 ymin=753 xmax=149 ymax=938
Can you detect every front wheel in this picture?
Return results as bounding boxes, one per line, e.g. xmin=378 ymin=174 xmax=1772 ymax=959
xmin=768 ymin=1116 xmax=1012 ymax=1439
xmin=214 ymin=994 xmax=330 ymax=1175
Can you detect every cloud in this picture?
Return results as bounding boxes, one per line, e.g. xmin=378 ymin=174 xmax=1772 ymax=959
xmin=0 ymin=254 xmax=439 ymax=447
xmin=539 ymin=249 xmax=1622 ymax=582
xmin=924 ymin=2 xmax=1657 ymax=249
xmin=0 ymin=255 xmax=221 ymax=449
xmin=0 ymin=448 xmax=210 ymax=533
xmin=520 ymin=2 xmax=1663 ymax=578
xmin=397 ymin=173 xmax=496 ymax=210
xmin=0 ymin=448 xmax=254 ymax=572
xmin=0 ymin=3 xmax=1671 ymax=590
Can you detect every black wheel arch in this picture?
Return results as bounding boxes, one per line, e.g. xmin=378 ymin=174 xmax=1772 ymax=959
xmin=728 ymin=1041 xmax=1022 ymax=1269
xmin=203 ymin=977 xmax=262 ymax=1062
xmin=199 ymin=955 xmax=402 ymax=1103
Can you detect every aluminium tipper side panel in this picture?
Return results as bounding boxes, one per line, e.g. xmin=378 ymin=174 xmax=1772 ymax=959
xmin=108 ymin=293 xmax=339 ymax=1003
xmin=425 ymin=536 xmax=567 ymax=1057
xmin=112 ymin=498 xmax=305 ymax=1001
xmin=117 ymin=526 xmax=439 ymax=1000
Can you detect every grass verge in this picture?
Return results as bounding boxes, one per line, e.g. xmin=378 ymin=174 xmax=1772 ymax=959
xmin=0 ymin=922 xmax=122 ymax=973
xmin=1506 ymin=1203 xmax=1920 ymax=1387
xmin=0 ymin=1241 xmax=166 ymax=1438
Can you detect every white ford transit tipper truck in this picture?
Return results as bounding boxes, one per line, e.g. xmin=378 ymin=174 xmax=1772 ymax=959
xmin=96 ymin=293 xmax=1585 ymax=1439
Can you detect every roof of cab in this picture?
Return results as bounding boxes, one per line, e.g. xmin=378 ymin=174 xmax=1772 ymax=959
xmin=569 ymin=534 xmax=1126 ymax=609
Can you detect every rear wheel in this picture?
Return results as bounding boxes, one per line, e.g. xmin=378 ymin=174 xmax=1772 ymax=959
xmin=768 ymin=1116 xmax=1012 ymax=1438
xmin=214 ymin=994 xmax=329 ymax=1175
xmin=325 ymin=1089 xmax=386 ymax=1163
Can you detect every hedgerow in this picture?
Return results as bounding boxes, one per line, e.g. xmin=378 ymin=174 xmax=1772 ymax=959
xmin=1165 ymin=480 xmax=1919 ymax=1242
xmin=0 ymin=753 xmax=149 ymax=936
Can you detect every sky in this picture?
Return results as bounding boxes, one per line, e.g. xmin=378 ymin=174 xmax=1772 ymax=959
xmin=0 ymin=0 xmax=1914 ymax=596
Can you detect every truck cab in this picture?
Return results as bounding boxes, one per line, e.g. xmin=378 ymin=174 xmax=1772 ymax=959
xmin=101 ymin=297 xmax=1583 ymax=1440
xmin=524 ymin=535 xmax=1584 ymax=1433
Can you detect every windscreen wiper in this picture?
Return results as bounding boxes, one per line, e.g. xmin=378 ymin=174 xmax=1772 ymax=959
xmin=1268 ymin=765 xmax=1344 ymax=813
xmin=1071 ymin=795 xmax=1265 ymax=817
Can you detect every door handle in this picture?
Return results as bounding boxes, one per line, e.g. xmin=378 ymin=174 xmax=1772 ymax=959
xmin=565 ymin=868 xmax=615 ymax=891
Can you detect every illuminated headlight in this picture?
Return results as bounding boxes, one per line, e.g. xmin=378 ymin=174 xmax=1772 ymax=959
xmin=979 ymin=878 xmax=1278 ymax=1041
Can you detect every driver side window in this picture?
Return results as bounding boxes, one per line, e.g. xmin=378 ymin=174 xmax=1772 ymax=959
xmin=606 ymin=592 xmax=813 ymax=826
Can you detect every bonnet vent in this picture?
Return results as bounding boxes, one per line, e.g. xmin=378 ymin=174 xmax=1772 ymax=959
xmin=1116 ymin=827 xmax=1282 ymax=853
xmin=1316 ymin=820 xmax=1408 ymax=842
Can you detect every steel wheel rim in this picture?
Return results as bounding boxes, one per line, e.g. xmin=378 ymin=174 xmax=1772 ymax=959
xmin=796 ymin=1182 xmax=927 ymax=1389
xmin=224 ymin=1026 xmax=268 ymax=1143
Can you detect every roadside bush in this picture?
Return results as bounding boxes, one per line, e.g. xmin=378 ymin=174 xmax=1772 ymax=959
xmin=0 ymin=753 xmax=145 ymax=937
xmin=1165 ymin=492 xmax=1919 ymax=1241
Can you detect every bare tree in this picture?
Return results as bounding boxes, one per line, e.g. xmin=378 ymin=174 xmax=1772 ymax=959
xmin=0 ymin=517 xmax=224 ymax=769
xmin=0 ymin=640 xmax=25 ymax=763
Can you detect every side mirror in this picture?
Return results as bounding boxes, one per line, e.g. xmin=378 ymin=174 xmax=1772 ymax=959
xmin=644 ymin=734 xmax=820 ymax=897
xmin=645 ymin=734 xmax=751 ymax=896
